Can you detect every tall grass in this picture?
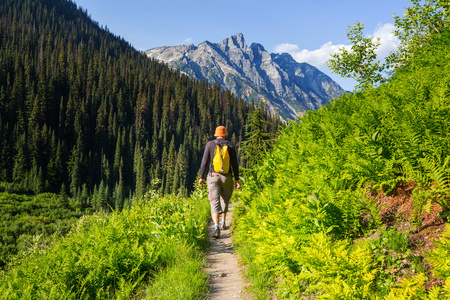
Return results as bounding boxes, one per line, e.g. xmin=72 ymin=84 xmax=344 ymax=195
xmin=0 ymin=188 xmax=211 ymax=299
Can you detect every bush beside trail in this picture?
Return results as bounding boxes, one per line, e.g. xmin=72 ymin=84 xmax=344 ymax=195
xmin=0 ymin=192 xmax=89 ymax=268
xmin=0 ymin=189 xmax=211 ymax=299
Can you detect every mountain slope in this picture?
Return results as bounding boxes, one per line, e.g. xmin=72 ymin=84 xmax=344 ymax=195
xmin=146 ymin=33 xmax=345 ymax=120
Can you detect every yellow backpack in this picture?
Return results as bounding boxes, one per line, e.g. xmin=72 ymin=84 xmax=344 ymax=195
xmin=213 ymin=142 xmax=230 ymax=174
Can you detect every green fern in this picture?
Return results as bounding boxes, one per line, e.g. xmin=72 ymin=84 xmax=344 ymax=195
xmin=232 ymin=28 xmax=450 ymax=298
xmin=421 ymin=155 xmax=450 ymax=190
xmin=385 ymin=273 xmax=428 ymax=300
xmin=418 ymin=155 xmax=450 ymax=214
xmin=277 ymin=233 xmax=377 ymax=299
xmin=427 ymin=224 xmax=450 ymax=279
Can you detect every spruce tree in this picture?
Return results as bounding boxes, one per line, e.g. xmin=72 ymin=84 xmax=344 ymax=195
xmin=242 ymin=101 xmax=273 ymax=168
xmin=164 ymin=136 xmax=176 ymax=195
xmin=59 ymin=183 xmax=69 ymax=209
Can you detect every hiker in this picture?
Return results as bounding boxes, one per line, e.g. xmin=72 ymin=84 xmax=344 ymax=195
xmin=199 ymin=125 xmax=240 ymax=239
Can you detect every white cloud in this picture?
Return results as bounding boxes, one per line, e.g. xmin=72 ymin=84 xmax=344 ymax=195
xmin=275 ymin=42 xmax=350 ymax=68
xmin=274 ymin=23 xmax=399 ymax=69
xmin=372 ymin=23 xmax=400 ymax=58
xmin=273 ymin=43 xmax=300 ymax=53
xmin=183 ymin=38 xmax=193 ymax=44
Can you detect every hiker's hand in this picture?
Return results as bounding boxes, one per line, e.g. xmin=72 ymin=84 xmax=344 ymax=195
xmin=199 ymin=178 xmax=205 ymax=186
xmin=235 ymin=180 xmax=241 ymax=189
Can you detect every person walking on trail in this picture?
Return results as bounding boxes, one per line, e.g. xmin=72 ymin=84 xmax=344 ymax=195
xmin=199 ymin=125 xmax=241 ymax=239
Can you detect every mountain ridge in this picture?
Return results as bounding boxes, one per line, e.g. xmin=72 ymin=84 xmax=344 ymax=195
xmin=146 ymin=33 xmax=345 ymax=120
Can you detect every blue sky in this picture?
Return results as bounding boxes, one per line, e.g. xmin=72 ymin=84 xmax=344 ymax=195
xmin=74 ymin=0 xmax=412 ymax=91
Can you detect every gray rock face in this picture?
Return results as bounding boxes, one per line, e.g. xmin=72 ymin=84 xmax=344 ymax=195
xmin=145 ymin=33 xmax=345 ymax=120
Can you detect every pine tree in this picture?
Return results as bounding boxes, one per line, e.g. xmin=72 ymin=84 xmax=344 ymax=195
xmin=97 ymin=180 xmax=109 ymax=211
xmin=11 ymin=67 xmax=26 ymax=132
xmin=172 ymin=162 xmax=180 ymax=195
xmin=174 ymin=143 xmax=188 ymax=196
xmin=13 ymin=132 xmax=28 ymax=184
xmin=113 ymin=179 xmax=124 ymax=211
xmin=30 ymin=160 xmax=44 ymax=194
xmin=164 ymin=136 xmax=176 ymax=194
xmin=69 ymin=138 xmax=82 ymax=196
xmin=80 ymin=183 xmax=89 ymax=208
xmin=133 ymin=143 xmax=145 ymax=199
xmin=242 ymin=101 xmax=273 ymax=168
xmin=59 ymin=183 xmax=69 ymax=208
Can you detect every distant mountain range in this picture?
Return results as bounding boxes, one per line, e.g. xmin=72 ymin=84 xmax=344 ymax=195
xmin=146 ymin=33 xmax=345 ymax=120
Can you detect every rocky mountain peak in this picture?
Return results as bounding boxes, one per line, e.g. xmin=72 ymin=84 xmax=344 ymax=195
xmin=250 ymin=42 xmax=266 ymax=52
xmin=145 ymin=34 xmax=345 ymax=120
xmin=218 ymin=33 xmax=248 ymax=51
xmin=272 ymin=52 xmax=296 ymax=63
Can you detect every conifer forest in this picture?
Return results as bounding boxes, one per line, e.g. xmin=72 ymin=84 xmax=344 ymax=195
xmin=0 ymin=0 xmax=279 ymax=204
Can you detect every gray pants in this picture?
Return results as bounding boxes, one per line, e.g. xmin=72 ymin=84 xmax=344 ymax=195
xmin=207 ymin=172 xmax=233 ymax=214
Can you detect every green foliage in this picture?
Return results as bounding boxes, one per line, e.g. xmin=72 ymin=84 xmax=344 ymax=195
xmin=327 ymin=22 xmax=385 ymax=90
xmin=412 ymin=156 xmax=450 ymax=219
xmin=364 ymin=228 xmax=426 ymax=296
xmin=388 ymin=0 xmax=450 ymax=68
xmin=278 ymin=233 xmax=377 ymax=299
xmin=0 ymin=189 xmax=211 ymax=299
xmin=149 ymin=257 xmax=208 ymax=299
xmin=427 ymin=224 xmax=450 ymax=280
xmin=376 ymin=228 xmax=410 ymax=253
xmin=301 ymin=188 xmax=338 ymax=234
xmin=328 ymin=1 xmax=450 ymax=90
xmin=0 ymin=192 xmax=87 ymax=268
xmin=234 ymin=17 xmax=450 ymax=300
xmin=385 ymin=273 xmax=430 ymax=300
xmin=241 ymin=101 xmax=277 ymax=169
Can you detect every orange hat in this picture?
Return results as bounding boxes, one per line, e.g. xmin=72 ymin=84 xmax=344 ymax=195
xmin=214 ymin=126 xmax=228 ymax=137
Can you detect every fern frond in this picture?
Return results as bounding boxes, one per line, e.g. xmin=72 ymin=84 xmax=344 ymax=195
xmin=421 ymin=155 xmax=450 ymax=190
xmin=385 ymin=273 xmax=428 ymax=300
xmin=427 ymin=224 xmax=450 ymax=279
xmin=443 ymin=277 xmax=450 ymax=296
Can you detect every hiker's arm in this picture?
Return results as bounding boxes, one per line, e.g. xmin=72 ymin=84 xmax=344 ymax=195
xmin=199 ymin=142 xmax=211 ymax=184
xmin=230 ymin=145 xmax=239 ymax=181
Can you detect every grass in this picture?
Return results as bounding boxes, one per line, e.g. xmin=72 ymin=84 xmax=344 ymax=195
xmin=0 ymin=188 xmax=211 ymax=299
xmin=148 ymin=251 xmax=208 ymax=299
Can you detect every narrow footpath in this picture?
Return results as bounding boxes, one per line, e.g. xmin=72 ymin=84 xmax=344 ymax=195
xmin=205 ymin=204 xmax=250 ymax=299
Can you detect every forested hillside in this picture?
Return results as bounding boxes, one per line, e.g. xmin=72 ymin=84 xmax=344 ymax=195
xmin=0 ymin=0 xmax=280 ymax=269
xmin=0 ymin=0 xmax=280 ymax=205
xmin=234 ymin=2 xmax=450 ymax=298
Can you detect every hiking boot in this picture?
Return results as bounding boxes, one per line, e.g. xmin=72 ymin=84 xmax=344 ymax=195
xmin=220 ymin=222 xmax=227 ymax=230
xmin=213 ymin=228 xmax=220 ymax=239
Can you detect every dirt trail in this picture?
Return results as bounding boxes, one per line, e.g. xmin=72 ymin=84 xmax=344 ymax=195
xmin=205 ymin=204 xmax=250 ymax=299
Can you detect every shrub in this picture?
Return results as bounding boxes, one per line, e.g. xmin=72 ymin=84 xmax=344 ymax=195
xmin=0 ymin=189 xmax=211 ymax=299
